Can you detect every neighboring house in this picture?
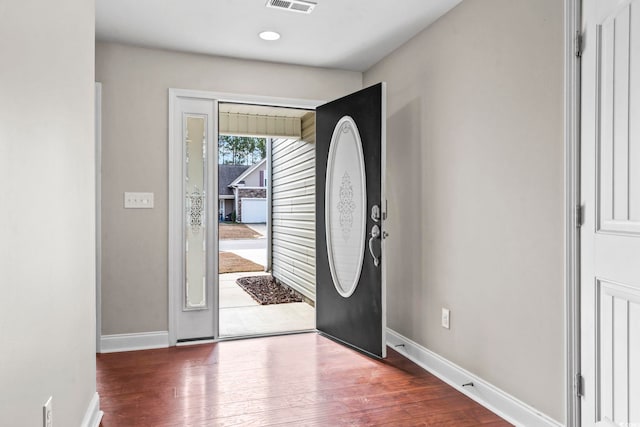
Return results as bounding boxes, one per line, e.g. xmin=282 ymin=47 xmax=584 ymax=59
xmin=218 ymin=158 xmax=267 ymax=223
xmin=218 ymin=164 xmax=248 ymax=221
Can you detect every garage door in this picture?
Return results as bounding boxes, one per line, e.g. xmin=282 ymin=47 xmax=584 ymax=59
xmin=241 ymin=198 xmax=267 ymax=223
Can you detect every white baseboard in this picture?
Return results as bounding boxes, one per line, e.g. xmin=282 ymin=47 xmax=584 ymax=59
xmin=386 ymin=328 xmax=562 ymax=427
xmin=80 ymin=392 xmax=103 ymax=427
xmin=100 ymin=331 xmax=169 ymax=353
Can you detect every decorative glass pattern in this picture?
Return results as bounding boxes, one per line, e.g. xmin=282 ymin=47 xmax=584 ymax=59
xmin=325 ymin=116 xmax=367 ymax=298
xmin=338 ymin=171 xmax=355 ymax=241
xmin=188 ymin=189 xmax=203 ymax=233
xmin=184 ymin=116 xmax=207 ymax=309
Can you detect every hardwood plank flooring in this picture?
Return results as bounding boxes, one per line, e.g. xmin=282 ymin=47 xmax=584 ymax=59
xmin=97 ymin=333 xmax=511 ymax=426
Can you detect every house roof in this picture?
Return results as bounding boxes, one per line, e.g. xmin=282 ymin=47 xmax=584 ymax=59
xmin=218 ymin=164 xmax=249 ymax=196
xmin=229 ymin=158 xmax=267 ymax=187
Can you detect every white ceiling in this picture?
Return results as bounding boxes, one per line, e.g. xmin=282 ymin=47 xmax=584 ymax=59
xmin=95 ymin=0 xmax=461 ymax=72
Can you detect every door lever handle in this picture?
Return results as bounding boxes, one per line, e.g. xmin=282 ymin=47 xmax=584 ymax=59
xmin=371 ymin=205 xmax=381 ymax=223
xmin=369 ymin=224 xmax=381 ymax=267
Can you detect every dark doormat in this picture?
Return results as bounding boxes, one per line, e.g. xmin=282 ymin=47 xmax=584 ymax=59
xmin=236 ymin=275 xmax=303 ymax=305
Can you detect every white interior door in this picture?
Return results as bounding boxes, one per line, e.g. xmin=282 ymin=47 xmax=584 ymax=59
xmin=171 ymin=97 xmax=218 ymax=341
xmin=581 ymin=0 xmax=640 ymax=424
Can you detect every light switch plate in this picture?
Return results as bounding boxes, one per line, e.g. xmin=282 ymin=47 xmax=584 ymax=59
xmin=124 ymin=192 xmax=154 ymax=209
xmin=441 ymin=308 xmax=450 ymax=329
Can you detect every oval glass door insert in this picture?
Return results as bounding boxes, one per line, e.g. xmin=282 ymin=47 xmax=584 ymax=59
xmin=325 ymin=116 xmax=367 ymax=298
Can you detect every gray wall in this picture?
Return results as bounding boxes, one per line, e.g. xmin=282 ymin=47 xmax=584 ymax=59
xmin=364 ymin=0 xmax=564 ymax=421
xmin=0 ymin=0 xmax=97 ymax=425
xmin=96 ymin=42 xmax=362 ymax=335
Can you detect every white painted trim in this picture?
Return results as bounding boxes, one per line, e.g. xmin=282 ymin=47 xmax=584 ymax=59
xmin=80 ymin=392 xmax=103 ymax=427
xmin=386 ymin=329 xmax=562 ymax=427
xmin=168 ymin=88 xmax=324 ymax=110
xmin=168 ymin=90 xmax=179 ymax=346
xmin=380 ymin=82 xmax=387 ymax=358
xmin=564 ymin=0 xmax=581 ymax=425
xmin=95 ymin=82 xmax=102 ymax=353
xmin=266 ymin=137 xmax=273 ymax=271
xmin=100 ymin=331 xmax=169 ymax=353
xmin=229 ymin=157 xmax=267 ymax=187
xmin=210 ymin=101 xmax=221 ymax=340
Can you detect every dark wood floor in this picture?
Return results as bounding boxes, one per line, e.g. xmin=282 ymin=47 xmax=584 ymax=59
xmin=97 ymin=333 xmax=511 ymax=426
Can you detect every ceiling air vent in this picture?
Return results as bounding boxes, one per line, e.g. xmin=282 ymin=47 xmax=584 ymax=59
xmin=266 ymin=0 xmax=317 ymax=14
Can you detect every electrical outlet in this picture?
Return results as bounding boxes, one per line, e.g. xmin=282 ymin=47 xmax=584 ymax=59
xmin=43 ymin=396 xmax=52 ymax=427
xmin=441 ymin=308 xmax=450 ymax=329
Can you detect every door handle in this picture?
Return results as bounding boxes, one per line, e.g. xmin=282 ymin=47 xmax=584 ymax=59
xmin=369 ymin=224 xmax=381 ymax=267
xmin=371 ymin=204 xmax=381 ymax=222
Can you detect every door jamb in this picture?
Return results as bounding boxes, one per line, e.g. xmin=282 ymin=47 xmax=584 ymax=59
xmin=266 ymin=137 xmax=273 ymax=271
xmin=564 ymin=0 xmax=582 ymax=425
xmin=168 ymin=88 xmax=323 ymax=346
xmin=95 ymin=82 xmax=102 ymax=353
xmin=381 ymin=82 xmax=388 ymax=358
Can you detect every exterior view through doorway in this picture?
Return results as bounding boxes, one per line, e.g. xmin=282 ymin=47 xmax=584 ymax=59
xmin=217 ymin=103 xmax=317 ymax=338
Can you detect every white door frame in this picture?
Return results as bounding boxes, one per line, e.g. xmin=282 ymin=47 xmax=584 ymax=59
xmin=565 ymin=0 xmax=582 ymax=425
xmin=266 ymin=137 xmax=272 ymax=271
xmin=168 ymin=88 xmax=323 ymax=345
xmin=95 ymin=82 xmax=102 ymax=352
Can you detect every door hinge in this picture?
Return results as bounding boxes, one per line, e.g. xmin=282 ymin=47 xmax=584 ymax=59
xmin=575 ymin=373 xmax=584 ymax=397
xmin=575 ymin=32 xmax=584 ymax=57
xmin=575 ymin=205 xmax=583 ymax=228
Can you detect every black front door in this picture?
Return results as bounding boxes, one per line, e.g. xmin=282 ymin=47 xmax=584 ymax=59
xmin=316 ymin=83 xmax=386 ymax=358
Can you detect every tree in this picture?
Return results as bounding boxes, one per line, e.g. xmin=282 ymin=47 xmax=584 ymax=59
xmin=218 ymin=136 xmax=267 ymax=165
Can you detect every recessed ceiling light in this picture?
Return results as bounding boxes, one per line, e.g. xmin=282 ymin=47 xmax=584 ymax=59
xmin=259 ymin=31 xmax=281 ymax=41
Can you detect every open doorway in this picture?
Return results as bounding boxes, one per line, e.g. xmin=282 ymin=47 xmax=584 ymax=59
xmin=217 ymin=103 xmax=316 ymax=337
xmin=170 ymin=86 xmax=386 ymax=354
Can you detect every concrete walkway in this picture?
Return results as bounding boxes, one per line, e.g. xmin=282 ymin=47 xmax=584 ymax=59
xmin=244 ymin=223 xmax=266 ymax=236
xmin=219 ymin=239 xmax=267 ymax=267
xmin=219 ymin=223 xmax=267 ymax=266
xmin=218 ymin=272 xmax=315 ymax=337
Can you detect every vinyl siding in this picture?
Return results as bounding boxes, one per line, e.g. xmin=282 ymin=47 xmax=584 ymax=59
xmin=271 ymin=112 xmax=316 ymax=300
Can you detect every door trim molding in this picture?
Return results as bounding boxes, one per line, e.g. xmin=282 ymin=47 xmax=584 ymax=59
xmin=266 ymin=137 xmax=273 ymax=271
xmin=380 ymin=82 xmax=387 ymax=358
xmin=386 ymin=329 xmax=562 ymax=427
xmin=168 ymin=88 xmax=324 ymax=345
xmin=95 ymin=82 xmax=102 ymax=353
xmin=564 ymin=0 xmax=581 ymax=425
xmin=168 ymin=89 xmax=178 ymax=346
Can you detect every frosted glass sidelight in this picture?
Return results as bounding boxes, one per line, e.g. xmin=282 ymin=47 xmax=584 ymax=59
xmin=325 ymin=116 xmax=366 ymax=298
xmin=184 ymin=115 xmax=207 ymax=309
